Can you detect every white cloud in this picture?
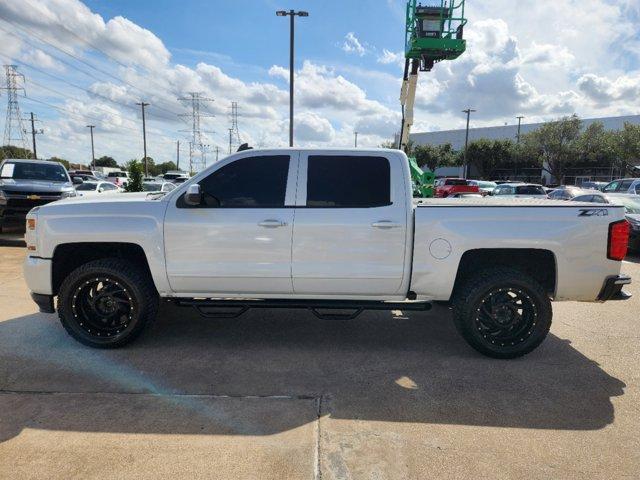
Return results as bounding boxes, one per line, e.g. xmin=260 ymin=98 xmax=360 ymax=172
xmin=377 ymin=49 xmax=403 ymax=66
xmin=20 ymin=48 xmax=65 ymax=71
xmin=295 ymin=112 xmax=335 ymax=142
xmin=578 ymin=73 xmax=640 ymax=105
xmin=342 ymin=32 xmax=366 ymax=56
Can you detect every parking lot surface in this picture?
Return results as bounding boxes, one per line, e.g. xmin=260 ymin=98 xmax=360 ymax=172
xmin=0 ymin=240 xmax=638 ymax=479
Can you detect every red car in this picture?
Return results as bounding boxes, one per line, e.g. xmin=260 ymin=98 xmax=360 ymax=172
xmin=434 ymin=178 xmax=480 ymax=197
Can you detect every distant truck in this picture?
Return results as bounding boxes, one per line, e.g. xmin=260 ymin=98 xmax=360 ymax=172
xmin=23 ymin=148 xmax=631 ymax=358
xmin=434 ymin=178 xmax=479 ymax=197
xmin=0 ymin=159 xmax=77 ymax=232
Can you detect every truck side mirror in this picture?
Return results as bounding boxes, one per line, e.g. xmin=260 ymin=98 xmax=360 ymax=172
xmin=184 ymin=184 xmax=202 ymax=206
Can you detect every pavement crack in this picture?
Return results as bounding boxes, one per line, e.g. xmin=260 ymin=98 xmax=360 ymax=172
xmin=314 ymin=394 xmax=324 ymax=480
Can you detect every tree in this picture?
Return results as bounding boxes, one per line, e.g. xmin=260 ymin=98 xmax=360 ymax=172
xmin=49 ymin=157 xmax=70 ymax=170
xmin=414 ymin=143 xmax=458 ymax=172
xmin=521 ymin=115 xmax=582 ymax=183
xmin=95 ymin=156 xmax=118 ymax=168
xmin=151 ymin=161 xmax=177 ymax=176
xmin=618 ymin=122 xmax=640 ymax=169
xmin=124 ymin=160 xmax=144 ymax=192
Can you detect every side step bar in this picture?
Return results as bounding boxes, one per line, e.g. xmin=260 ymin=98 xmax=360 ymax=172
xmin=174 ymin=298 xmax=432 ymax=320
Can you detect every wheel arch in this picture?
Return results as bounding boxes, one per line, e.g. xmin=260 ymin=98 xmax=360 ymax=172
xmin=451 ymin=248 xmax=557 ymax=301
xmin=51 ymin=242 xmax=155 ymax=296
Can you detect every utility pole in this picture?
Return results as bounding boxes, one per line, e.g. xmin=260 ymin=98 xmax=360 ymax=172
xmin=354 ymin=131 xmax=358 ymax=148
xmin=136 ymin=101 xmax=150 ymax=176
xmin=176 ymin=140 xmax=180 ymax=170
xmin=276 ymin=9 xmax=309 ymax=147
xmin=86 ymin=125 xmax=95 ymax=169
xmin=215 ymin=146 xmax=219 ymax=162
xmin=516 ymin=115 xmax=525 ymax=144
xmin=26 ymin=112 xmax=43 ymax=159
xmin=2 ymin=65 xmax=29 ymax=157
xmin=228 ymin=128 xmax=233 ymax=154
xmin=462 ymin=108 xmax=476 ymax=179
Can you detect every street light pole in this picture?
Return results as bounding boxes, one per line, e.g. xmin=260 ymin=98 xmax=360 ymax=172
xmin=516 ymin=115 xmax=525 ymax=144
xmin=354 ymin=131 xmax=358 ymax=148
xmin=136 ymin=101 xmax=150 ymax=176
xmin=276 ymin=9 xmax=309 ymax=147
xmin=86 ymin=125 xmax=95 ymax=169
xmin=462 ymin=108 xmax=476 ymax=179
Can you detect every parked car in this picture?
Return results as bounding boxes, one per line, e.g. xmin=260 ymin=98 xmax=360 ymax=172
xmin=142 ymin=181 xmax=177 ymax=193
xmin=467 ymin=180 xmax=497 ymax=196
xmin=581 ymin=181 xmax=608 ymax=191
xmin=106 ymin=171 xmax=130 ymax=188
xmin=492 ymin=183 xmax=548 ymax=199
xmin=173 ymin=176 xmax=190 ymax=184
xmin=0 ymin=159 xmax=76 ymax=232
xmin=74 ymin=181 xmax=122 ymax=197
xmin=163 ymin=171 xmax=189 ymax=182
xmin=70 ymin=173 xmax=100 ymax=183
xmin=602 ymin=178 xmax=640 ymax=195
xmin=24 ymin=148 xmax=630 ymax=359
xmin=572 ymin=193 xmax=640 ymax=251
xmin=434 ymin=178 xmax=479 ymax=197
xmin=547 ymin=186 xmax=587 ymax=200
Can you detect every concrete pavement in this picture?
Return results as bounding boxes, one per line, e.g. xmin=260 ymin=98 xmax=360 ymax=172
xmin=0 ymin=241 xmax=638 ymax=479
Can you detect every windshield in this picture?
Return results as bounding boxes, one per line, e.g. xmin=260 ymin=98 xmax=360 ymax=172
xmin=477 ymin=181 xmax=497 ymax=188
xmin=516 ymin=185 xmax=545 ymax=195
xmin=76 ymin=182 xmax=98 ymax=191
xmin=108 ymin=172 xmax=127 ymax=177
xmin=1 ymin=162 xmax=68 ymax=182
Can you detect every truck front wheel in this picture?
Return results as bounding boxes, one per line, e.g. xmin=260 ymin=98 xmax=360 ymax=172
xmin=57 ymin=258 xmax=158 ymax=348
xmin=451 ymin=268 xmax=552 ymax=359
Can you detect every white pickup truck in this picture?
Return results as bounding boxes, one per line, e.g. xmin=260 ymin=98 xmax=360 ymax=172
xmin=23 ymin=148 xmax=631 ymax=358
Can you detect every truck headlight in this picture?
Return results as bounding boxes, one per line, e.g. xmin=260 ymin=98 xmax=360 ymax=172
xmin=60 ymin=190 xmax=76 ymax=198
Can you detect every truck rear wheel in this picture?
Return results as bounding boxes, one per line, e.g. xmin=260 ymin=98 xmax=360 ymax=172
xmin=451 ymin=268 xmax=552 ymax=359
xmin=57 ymin=258 xmax=158 ymax=348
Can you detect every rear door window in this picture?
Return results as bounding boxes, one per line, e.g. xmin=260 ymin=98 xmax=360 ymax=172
xmin=306 ymin=155 xmax=391 ymax=208
xmin=619 ymin=179 xmax=633 ymax=191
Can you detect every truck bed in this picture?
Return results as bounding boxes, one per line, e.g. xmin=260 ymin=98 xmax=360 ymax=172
xmin=410 ymin=198 xmax=626 ymax=301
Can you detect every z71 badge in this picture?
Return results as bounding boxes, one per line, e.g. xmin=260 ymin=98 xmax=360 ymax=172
xmin=578 ymin=208 xmax=608 ymax=217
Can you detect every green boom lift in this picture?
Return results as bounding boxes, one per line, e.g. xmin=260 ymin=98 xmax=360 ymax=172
xmin=398 ymin=0 xmax=467 ymax=197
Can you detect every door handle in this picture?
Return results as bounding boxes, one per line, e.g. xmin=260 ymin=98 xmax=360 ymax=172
xmin=258 ymin=219 xmax=287 ymax=228
xmin=371 ymin=221 xmax=402 ymax=229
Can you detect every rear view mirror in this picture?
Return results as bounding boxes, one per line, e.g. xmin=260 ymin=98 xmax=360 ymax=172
xmin=184 ymin=184 xmax=202 ymax=206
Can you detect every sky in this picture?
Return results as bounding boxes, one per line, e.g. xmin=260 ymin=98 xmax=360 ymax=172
xmin=0 ymin=0 xmax=638 ymax=166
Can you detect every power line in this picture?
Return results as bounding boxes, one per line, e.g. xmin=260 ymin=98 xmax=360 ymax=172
xmin=0 ymin=19 xmax=183 ymax=120
xmin=0 ymin=56 xmax=181 ymax=145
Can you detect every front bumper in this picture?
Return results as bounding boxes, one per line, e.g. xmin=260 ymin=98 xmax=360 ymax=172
xmin=597 ymin=275 xmax=632 ymax=301
xmin=24 ymin=256 xmax=53 ymax=295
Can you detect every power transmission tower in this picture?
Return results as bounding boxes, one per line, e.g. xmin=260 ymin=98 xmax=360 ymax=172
xmin=229 ymin=101 xmax=241 ymax=152
xmin=178 ymin=92 xmax=214 ymax=173
xmin=2 ymin=65 xmax=29 ymax=157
